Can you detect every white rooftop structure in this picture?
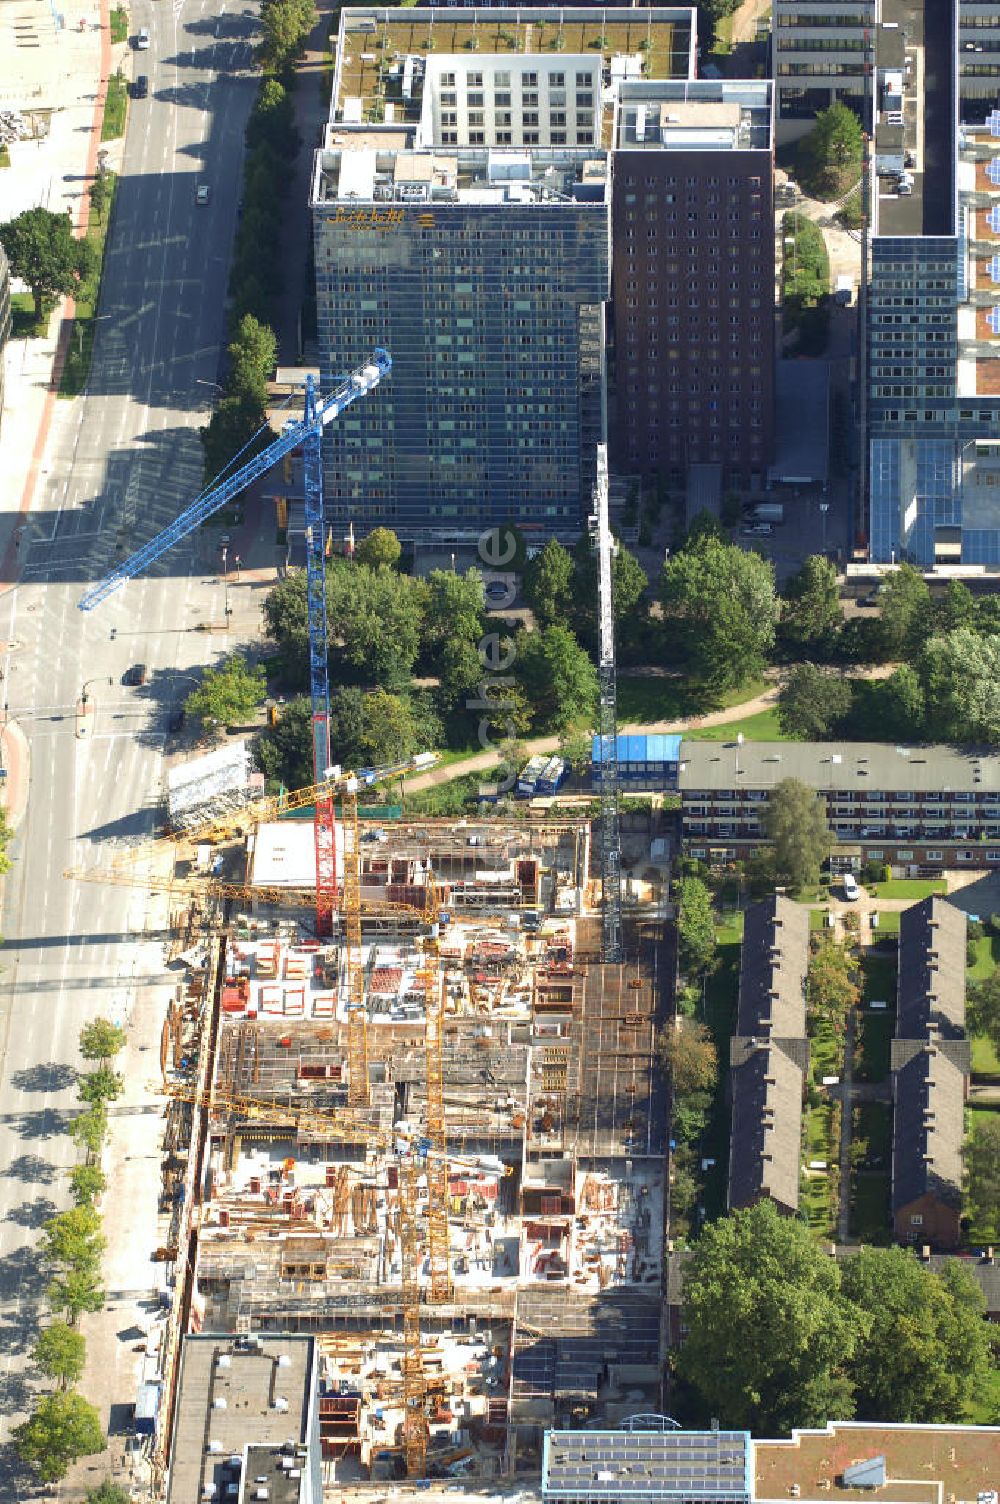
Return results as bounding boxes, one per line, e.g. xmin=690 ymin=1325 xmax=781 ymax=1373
xmin=249 ymin=820 xmax=345 ymax=889
xmin=167 ymin=741 xmax=259 ymax=831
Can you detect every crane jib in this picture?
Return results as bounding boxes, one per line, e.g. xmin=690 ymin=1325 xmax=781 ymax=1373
xmin=76 ymin=349 xmax=392 ymax=613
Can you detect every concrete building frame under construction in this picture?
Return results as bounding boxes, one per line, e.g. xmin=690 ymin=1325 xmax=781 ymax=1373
xmin=160 ymin=813 xmax=670 ymax=1486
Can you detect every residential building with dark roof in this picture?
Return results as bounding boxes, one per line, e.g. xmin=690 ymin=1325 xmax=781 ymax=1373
xmin=678 ymin=738 xmax=1000 ymax=872
xmin=891 ymin=897 xmax=970 ymax=1250
xmin=727 ymin=895 xmax=809 ymax=1217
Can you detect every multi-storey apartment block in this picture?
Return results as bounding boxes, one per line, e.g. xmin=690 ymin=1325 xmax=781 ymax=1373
xmin=679 ymin=739 xmax=1000 ymax=872
xmin=610 ymin=80 xmax=775 ymax=489
xmin=311 ymin=7 xmax=695 ymax=542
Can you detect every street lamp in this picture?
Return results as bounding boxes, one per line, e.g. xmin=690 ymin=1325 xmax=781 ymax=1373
xmin=819 ymin=501 xmax=830 ymax=553
xmin=81 ymin=675 xmax=112 ymax=710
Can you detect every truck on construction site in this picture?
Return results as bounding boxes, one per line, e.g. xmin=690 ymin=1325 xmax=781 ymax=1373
xmin=834 ymin=275 xmax=853 ymax=306
xmin=748 ymin=501 xmax=785 ymax=523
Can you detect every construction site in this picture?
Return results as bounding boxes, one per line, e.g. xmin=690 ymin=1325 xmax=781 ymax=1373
xmin=140 ymin=794 xmax=669 ymax=1489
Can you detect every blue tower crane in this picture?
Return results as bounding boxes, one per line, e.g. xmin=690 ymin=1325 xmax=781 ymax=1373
xmin=78 ymin=349 xmax=392 ymax=933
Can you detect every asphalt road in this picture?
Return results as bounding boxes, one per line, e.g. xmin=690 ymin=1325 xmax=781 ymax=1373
xmin=0 ymin=0 xmax=257 ymax=1486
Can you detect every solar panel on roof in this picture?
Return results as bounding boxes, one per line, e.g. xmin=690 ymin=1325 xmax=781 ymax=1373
xmin=989 ymin=109 xmax=1000 ymax=138
xmin=991 ymin=206 xmax=1000 ymax=233
xmin=988 ymin=158 xmax=1000 ymax=184
xmin=988 ymin=305 xmax=1000 ymax=334
xmin=991 ymin=256 xmax=1000 ymax=283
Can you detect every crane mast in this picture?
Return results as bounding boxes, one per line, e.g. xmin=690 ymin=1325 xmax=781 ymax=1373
xmin=76 ymin=349 xmax=392 ymax=951
xmin=590 ymin=444 xmax=622 ymax=965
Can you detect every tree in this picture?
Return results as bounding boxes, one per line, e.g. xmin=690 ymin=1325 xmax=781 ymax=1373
xmin=523 ymin=538 xmax=574 ymax=628
xmin=660 ymin=535 xmax=778 ymax=697
xmin=327 ymin=560 xmax=425 ymax=688
xmin=257 ymin=0 xmax=317 ymax=72
xmin=878 ymin=563 xmax=933 ymax=660
xmin=934 ymin=579 xmax=976 ymax=635
xmin=658 ymin=1019 xmax=717 ymax=1095
xmin=679 ymin=1201 xmax=860 ymax=1433
xmin=33 ymin=1322 xmax=86 ymax=1388
xmin=200 ymin=392 xmax=274 ymax=485
xmin=40 ymin=1205 xmax=105 ymax=1272
xmin=77 ymin=1066 xmax=124 ymax=1107
xmin=762 ymin=777 xmax=832 ymax=890
xmin=0 ymin=206 xmax=96 ymax=320
xmin=87 ymin=1485 xmax=132 ymax=1504
xmin=570 ymin=538 xmax=649 ymax=647
xmin=676 ymin=876 xmax=716 ymax=977
xmin=807 ymin=936 xmax=859 ymax=1030
xmin=879 ymin=663 xmax=926 ymax=742
xmin=184 ymin=656 xmax=267 ymax=737
xmin=967 ymin=969 xmax=1000 ymax=1056
xmin=422 ymin=568 xmax=483 ymax=653
xmin=245 ymin=77 xmax=300 ymax=156
xmin=255 ymin=694 xmax=313 ymax=789
xmin=87 ymin=173 xmax=112 ymax=225
xmin=965 ymin=1114 xmax=1000 ymax=1239
xmin=357 ymin=689 xmax=420 ymax=767
xmin=68 ymin=1163 xmax=107 ymax=1206
xmin=354 ymin=527 xmax=402 ymax=571
xmin=778 ymin=664 xmax=853 ymax=740
xmin=227 ymin=314 xmax=277 ymax=403
xmin=47 ymin=1268 xmax=106 ymax=1323
xmin=514 ymin=625 xmax=599 ymax=733
xmin=841 ymin=1247 xmax=992 ymax=1422
xmin=0 ymin=805 xmax=13 ymax=876
xmin=69 ymin=1104 xmax=107 ymax=1156
xmin=79 ymin=1018 xmax=126 ymax=1065
xmin=919 ymin=627 xmax=1000 ymax=743
xmin=781 ymin=555 xmax=843 ymax=654
xmin=802 ymin=102 xmax=864 ymax=197
xmin=14 ymin=1391 xmax=105 ymax=1483
xmin=436 ymin=636 xmax=484 ymax=716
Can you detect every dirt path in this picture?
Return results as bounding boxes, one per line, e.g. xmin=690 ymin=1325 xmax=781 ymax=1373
xmin=403 ymin=663 xmax=899 ymax=793
xmin=730 ymin=0 xmax=770 ymax=46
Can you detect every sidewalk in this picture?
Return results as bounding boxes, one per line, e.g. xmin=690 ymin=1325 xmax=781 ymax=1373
xmin=0 ymin=717 xmax=30 ymax=829
xmin=0 ymin=0 xmax=121 ymax=587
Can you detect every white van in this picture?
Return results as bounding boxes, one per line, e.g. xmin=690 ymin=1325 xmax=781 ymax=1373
xmin=843 ymin=873 xmax=861 ymax=901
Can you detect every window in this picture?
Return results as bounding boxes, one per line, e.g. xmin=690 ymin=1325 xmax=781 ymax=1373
xmin=910 ymin=1214 xmax=924 ymax=1227
xmin=926 ymin=850 xmax=943 ymax=862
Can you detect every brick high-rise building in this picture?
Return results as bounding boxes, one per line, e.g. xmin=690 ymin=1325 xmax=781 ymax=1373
xmin=610 ymin=80 xmax=775 ymax=492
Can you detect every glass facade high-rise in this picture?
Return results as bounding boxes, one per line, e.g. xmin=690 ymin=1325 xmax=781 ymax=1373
xmin=866 ymin=4 xmax=1000 ymax=565
xmin=310 ymin=6 xmax=694 ymax=542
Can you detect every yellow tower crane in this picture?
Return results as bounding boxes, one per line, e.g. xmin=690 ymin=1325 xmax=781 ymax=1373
xmin=66 ymin=753 xmax=437 ymax=1109
xmin=165 ymin=1079 xmax=508 ymax=1474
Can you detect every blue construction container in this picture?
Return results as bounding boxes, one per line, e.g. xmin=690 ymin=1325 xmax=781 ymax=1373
xmin=591 ymin=733 xmax=682 ymax=791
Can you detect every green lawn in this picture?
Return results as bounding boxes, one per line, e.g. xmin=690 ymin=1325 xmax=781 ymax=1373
xmin=58 ymin=173 xmax=118 ymax=398
xmin=110 ymin=4 xmax=128 ymax=42
xmin=855 ymin=1100 xmax=891 ymax=1158
xmin=870 ymin=910 xmax=900 ymax=936
xmin=969 ymin=930 xmax=1000 ymax=982
xmin=855 ymin=1009 xmax=892 ymax=1083
xmin=964 ymin=1362 xmax=1000 ymax=1426
xmin=700 ymin=932 xmax=742 ymax=1219
xmin=870 ymin=878 xmax=948 ymax=899
xmin=860 ymin=952 xmax=896 ymax=1005
xmin=616 ymin=675 xmax=768 ymax=729
xmin=101 ymin=70 xmax=128 ymax=141
xmin=802 ymin=1102 xmax=839 ymax=1239
xmin=686 ymin=707 xmax=784 ymax=743
xmin=849 ymin=1172 xmax=890 ymax=1244
xmin=809 ymin=906 xmax=833 ymax=932
xmin=10 ymin=290 xmax=48 ymax=338
xmin=971 ymin=1034 xmax=1000 ymax=1076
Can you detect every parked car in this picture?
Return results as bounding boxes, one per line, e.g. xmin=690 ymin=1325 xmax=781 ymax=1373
xmin=133 ymin=74 xmax=148 ymax=98
xmin=136 ymin=25 xmax=150 ymax=47
xmin=740 ymin=522 xmax=773 ymax=537
xmin=195 ymin=183 xmax=211 ymax=206
xmin=842 ymin=873 xmax=861 ymax=901
xmin=168 ymin=706 xmax=185 ymax=734
xmin=123 ymin=663 xmax=147 ymax=686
